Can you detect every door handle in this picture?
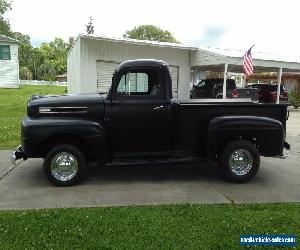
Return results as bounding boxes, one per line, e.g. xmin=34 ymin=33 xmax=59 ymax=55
xmin=154 ymin=105 xmax=164 ymax=110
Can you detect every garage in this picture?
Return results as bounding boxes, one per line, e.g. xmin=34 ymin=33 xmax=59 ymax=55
xmin=68 ymin=34 xmax=192 ymax=99
xmin=68 ymin=35 xmax=300 ymax=99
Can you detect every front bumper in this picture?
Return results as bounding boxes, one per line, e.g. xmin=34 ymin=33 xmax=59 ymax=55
xmin=11 ymin=145 xmax=27 ymax=166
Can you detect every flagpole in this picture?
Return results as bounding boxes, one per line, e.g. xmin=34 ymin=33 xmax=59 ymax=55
xmin=223 ymin=63 xmax=228 ymax=99
xmin=222 ymin=45 xmax=254 ymax=98
xmin=227 ymin=44 xmax=255 ymax=75
xmin=276 ymin=67 xmax=283 ymax=104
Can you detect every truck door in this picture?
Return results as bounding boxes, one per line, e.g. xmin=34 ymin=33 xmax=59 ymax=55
xmin=109 ymin=66 xmax=172 ymax=154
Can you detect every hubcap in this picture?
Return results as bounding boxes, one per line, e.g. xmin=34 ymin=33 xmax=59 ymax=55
xmin=229 ymin=149 xmax=253 ymax=176
xmin=50 ymin=152 xmax=78 ymax=182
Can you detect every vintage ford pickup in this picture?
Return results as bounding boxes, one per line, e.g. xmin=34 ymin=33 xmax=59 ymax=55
xmin=11 ymin=59 xmax=290 ymax=186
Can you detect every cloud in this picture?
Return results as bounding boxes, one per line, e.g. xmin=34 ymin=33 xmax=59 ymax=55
xmin=200 ymin=25 xmax=227 ymax=47
xmin=31 ymin=38 xmax=49 ymax=48
xmin=183 ymin=25 xmax=228 ymax=48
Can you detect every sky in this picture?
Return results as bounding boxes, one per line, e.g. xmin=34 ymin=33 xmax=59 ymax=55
xmin=5 ymin=0 xmax=300 ymax=58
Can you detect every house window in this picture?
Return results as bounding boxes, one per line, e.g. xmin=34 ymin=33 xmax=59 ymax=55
xmin=0 ymin=45 xmax=11 ymax=60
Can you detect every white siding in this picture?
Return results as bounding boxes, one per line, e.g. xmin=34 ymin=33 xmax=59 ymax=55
xmin=67 ymin=38 xmax=81 ymax=94
xmin=0 ymin=42 xmax=19 ymax=88
xmin=169 ymin=65 xmax=179 ymax=98
xmin=70 ymin=37 xmax=191 ymax=98
xmin=96 ymin=61 xmax=118 ymax=93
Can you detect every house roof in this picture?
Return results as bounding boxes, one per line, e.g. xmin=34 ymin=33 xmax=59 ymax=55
xmin=191 ymin=46 xmax=300 ymax=72
xmin=0 ymin=34 xmax=19 ymax=44
xmin=198 ymin=46 xmax=300 ymax=64
xmin=79 ymin=34 xmax=198 ymax=51
xmin=70 ymin=34 xmax=300 ymax=72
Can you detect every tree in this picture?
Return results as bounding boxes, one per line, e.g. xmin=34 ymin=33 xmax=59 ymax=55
xmin=28 ymin=47 xmax=44 ymax=79
xmin=0 ymin=0 xmax=11 ymax=14
xmin=19 ymin=66 xmax=32 ymax=80
xmin=12 ymin=32 xmax=45 ymax=79
xmin=86 ymin=16 xmax=94 ymax=35
xmin=37 ymin=62 xmax=56 ymax=81
xmin=40 ymin=38 xmax=68 ymax=75
xmin=0 ymin=1 xmax=69 ymax=80
xmin=67 ymin=37 xmax=75 ymax=51
xmin=12 ymin=32 xmax=33 ymax=67
xmin=123 ymin=25 xmax=179 ymax=43
xmin=0 ymin=0 xmax=12 ymax=36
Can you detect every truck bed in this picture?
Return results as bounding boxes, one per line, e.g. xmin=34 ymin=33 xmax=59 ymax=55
xmin=173 ymin=98 xmax=288 ymax=155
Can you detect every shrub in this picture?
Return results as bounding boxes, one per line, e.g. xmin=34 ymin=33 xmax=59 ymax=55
xmin=19 ymin=66 xmax=32 ymax=80
xmin=288 ymin=90 xmax=300 ymax=108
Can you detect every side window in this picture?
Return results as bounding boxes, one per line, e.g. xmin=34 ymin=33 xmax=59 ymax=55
xmin=116 ymin=68 xmax=161 ymax=98
xmin=117 ymin=72 xmax=149 ymax=94
xmin=0 ymin=45 xmax=11 ymax=60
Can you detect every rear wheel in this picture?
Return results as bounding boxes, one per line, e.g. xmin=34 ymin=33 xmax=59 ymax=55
xmin=218 ymin=140 xmax=260 ymax=183
xmin=43 ymin=144 xmax=86 ymax=186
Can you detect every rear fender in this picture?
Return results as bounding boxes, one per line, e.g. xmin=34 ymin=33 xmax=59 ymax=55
xmin=206 ymin=116 xmax=284 ymax=159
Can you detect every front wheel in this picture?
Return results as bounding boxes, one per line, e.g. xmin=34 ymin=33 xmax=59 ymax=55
xmin=43 ymin=144 xmax=86 ymax=186
xmin=218 ymin=140 xmax=260 ymax=183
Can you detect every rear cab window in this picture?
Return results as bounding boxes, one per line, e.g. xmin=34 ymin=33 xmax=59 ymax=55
xmin=115 ymin=67 xmax=163 ymax=100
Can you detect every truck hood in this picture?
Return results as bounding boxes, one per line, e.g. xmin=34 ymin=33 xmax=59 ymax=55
xmin=27 ymin=93 xmax=106 ymax=118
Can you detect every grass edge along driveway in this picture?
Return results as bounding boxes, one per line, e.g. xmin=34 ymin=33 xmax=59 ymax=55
xmin=0 ymin=85 xmax=66 ymax=149
xmin=0 ymin=203 xmax=299 ymax=249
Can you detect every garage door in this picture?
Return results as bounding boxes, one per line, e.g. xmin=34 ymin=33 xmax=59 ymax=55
xmin=169 ymin=66 xmax=179 ymax=98
xmin=96 ymin=61 xmax=179 ymax=97
xmin=96 ymin=61 xmax=119 ymax=93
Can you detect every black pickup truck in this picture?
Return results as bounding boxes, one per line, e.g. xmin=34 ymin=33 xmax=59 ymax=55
xmin=12 ymin=59 xmax=290 ymax=186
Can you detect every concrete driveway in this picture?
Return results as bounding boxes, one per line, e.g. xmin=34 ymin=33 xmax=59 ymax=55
xmin=0 ymin=112 xmax=299 ymax=210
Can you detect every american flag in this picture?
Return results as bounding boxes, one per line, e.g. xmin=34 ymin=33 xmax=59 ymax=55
xmin=243 ymin=47 xmax=253 ymax=76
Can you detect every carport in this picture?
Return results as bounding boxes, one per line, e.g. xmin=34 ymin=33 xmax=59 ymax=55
xmin=190 ymin=47 xmax=300 ymax=103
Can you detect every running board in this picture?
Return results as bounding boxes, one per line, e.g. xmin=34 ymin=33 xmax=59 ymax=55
xmin=105 ymin=156 xmax=207 ymax=167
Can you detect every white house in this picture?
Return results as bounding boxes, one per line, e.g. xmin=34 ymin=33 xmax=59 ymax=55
xmin=0 ymin=35 xmax=19 ymax=88
xmin=67 ymin=34 xmax=196 ymax=99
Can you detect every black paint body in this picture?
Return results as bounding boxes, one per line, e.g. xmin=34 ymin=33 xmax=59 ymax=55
xmin=21 ymin=60 xmax=289 ymax=164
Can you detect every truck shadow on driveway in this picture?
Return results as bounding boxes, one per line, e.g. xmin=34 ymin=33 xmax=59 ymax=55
xmin=12 ymin=157 xmax=273 ymax=190
xmin=84 ymin=161 xmax=222 ymax=185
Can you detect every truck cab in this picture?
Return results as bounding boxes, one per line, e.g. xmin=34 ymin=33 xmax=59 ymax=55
xmin=107 ymin=60 xmax=173 ymax=154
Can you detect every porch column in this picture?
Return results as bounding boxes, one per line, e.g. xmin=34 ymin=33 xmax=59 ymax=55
xmin=223 ymin=63 xmax=228 ymax=99
xmin=276 ymin=67 xmax=283 ymax=104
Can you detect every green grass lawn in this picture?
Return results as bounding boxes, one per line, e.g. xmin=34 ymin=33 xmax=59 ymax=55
xmin=0 ymin=203 xmax=299 ymax=249
xmin=0 ymin=85 xmax=66 ymax=149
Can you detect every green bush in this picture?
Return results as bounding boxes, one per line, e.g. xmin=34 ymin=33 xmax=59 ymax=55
xmin=19 ymin=66 xmax=32 ymax=80
xmin=288 ymin=90 xmax=300 ymax=108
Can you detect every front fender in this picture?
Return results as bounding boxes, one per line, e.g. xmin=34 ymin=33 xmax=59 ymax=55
xmin=21 ymin=116 xmax=106 ymax=161
xmin=206 ymin=116 xmax=284 ymax=159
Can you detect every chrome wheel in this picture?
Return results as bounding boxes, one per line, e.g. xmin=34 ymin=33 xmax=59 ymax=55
xmin=50 ymin=152 xmax=78 ymax=182
xmin=229 ymin=149 xmax=253 ymax=176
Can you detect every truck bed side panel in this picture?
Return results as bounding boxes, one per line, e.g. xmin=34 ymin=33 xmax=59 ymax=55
xmin=175 ymin=102 xmax=288 ymax=157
